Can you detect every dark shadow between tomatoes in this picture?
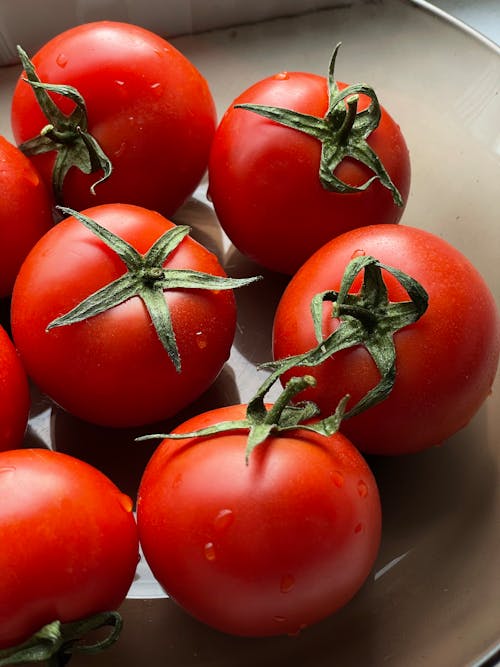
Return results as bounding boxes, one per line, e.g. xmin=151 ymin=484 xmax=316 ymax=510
xmin=49 ymin=364 xmax=240 ymax=502
xmin=224 ymin=244 xmax=290 ymax=367
xmin=0 ymin=296 xmax=11 ymax=335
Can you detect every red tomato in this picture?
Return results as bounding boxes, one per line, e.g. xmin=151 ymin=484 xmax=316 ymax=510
xmin=137 ymin=403 xmax=381 ymax=637
xmin=272 ymin=224 xmax=500 ymax=455
xmin=10 ymin=204 xmax=242 ymax=427
xmin=0 ymin=324 xmax=30 ymax=452
xmin=10 ymin=21 xmax=216 ymax=217
xmin=208 ymin=64 xmax=410 ymax=275
xmin=0 ymin=136 xmax=53 ymax=297
xmin=0 ymin=448 xmax=138 ymax=649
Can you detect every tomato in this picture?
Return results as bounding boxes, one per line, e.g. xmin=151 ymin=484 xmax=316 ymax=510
xmin=208 ymin=47 xmax=410 ymax=275
xmin=0 ymin=324 xmax=30 ymax=452
xmin=272 ymin=224 xmax=500 ymax=455
xmin=0 ymin=136 xmax=53 ymax=297
xmin=10 ymin=21 xmax=216 ymax=217
xmin=0 ymin=448 xmax=138 ymax=650
xmin=10 ymin=203 xmax=252 ymax=427
xmin=137 ymin=398 xmax=381 ymax=637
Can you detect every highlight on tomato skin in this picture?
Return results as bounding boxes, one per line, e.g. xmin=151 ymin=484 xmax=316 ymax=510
xmin=0 ymin=448 xmax=139 ymax=652
xmin=136 ymin=401 xmax=382 ymax=638
xmin=272 ymin=223 xmax=500 ymax=455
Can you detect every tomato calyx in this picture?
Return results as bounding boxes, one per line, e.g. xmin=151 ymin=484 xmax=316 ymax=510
xmin=15 ymin=46 xmax=112 ymax=204
xmin=0 ymin=611 xmax=122 ymax=666
xmin=234 ymin=43 xmax=403 ymax=205
xmin=138 ymin=374 xmax=349 ymax=463
xmin=263 ymin=254 xmax=429 ymax=418
xmin=46 ymin=207 xmax=261 ymax=372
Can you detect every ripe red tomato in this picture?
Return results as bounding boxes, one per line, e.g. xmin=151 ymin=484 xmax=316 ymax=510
xmin=272 ymin=224 xmax=500 ymax=455
xmin=10 ymin=21 xmax=216 ymax=217
xmin=0 ymin=448 xmax=139 ymax=650
xmin=0 ymin=325 xmax=30 ymax=452
xmin=0 ymin=136 xmax=53 ymax=297
xmin=10 ymin=203 xmax=246 ymax=427
xmin=137 ymin=402 xmax=381 ymax=637
xmin=208 ymin=50 xmax=410 ymax=275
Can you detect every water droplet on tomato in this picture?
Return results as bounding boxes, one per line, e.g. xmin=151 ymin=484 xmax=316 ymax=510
xmin=204 ymin=542 xmax=216 ymax=561
xmin=274 ymin=71 xmax=289 ymax=81
xmin=354 ymin=523 xmax=363 ymax=534
xmin=280 ymin=574 xmax=295 ymax=593
xmin=150 ymin=82 xmax=162 ymax=97
xmin=332 ymin=471 xmax=344 ymax=488
xmin=214 ymin=509 xmax=234 ymax=532
xmin=357 ymin=480 xmax=368 ymax=498
xmin=351 ymin=249 xmax=366 ymax=259
xmin=113 ymin=141 xmax=127 ymax=159
xmin=118 ymin=493 xmax=134 ymax=513
xmin=288 ymin=624 xmax=307 ymax=637
xmin=56 ymin=53 xmax=68 ymax=68
xmin=195 ymin=332 xmax=208 ymax=350
xmin=0 ymin=466 xmax=16 ymax=474
xmin=115 ymin=80 xmax=125 ymax=87
xmin=273 ymin=615 xmax=287 ymax=623
xmin=172 ymin=473 xmax=183 ymax=489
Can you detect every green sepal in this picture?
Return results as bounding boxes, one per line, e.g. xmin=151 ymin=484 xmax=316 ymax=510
xmin=261 ymin=254 xmax=428 ymax=419
xmin=47 ymin=207 xmax=262 ymax=372
xmin=235 ymin=42 xmax=403 ymax=205
xmin=16 ymin=45 xmax=112 ymax=203
xmin=0 ymin=612 xmax=122 ymax=666
xmin=137 ymin=374 xmax=350 ymax=463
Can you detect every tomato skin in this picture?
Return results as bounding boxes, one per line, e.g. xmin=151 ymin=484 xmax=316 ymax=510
xmin=273 ymin=224 xmax=500 ymax=455
xmin=0 ymin=325 xmax=30 ymax=452
xmin=208 ymin=72 xmax=410 ymax=275
xmin=0 ymin=136 xmax=53 ymax=297
xmin=0 ymin=448 xmax=139 ymax=649
xmin=10 ymin=204 xmax=238 ymax=427
xmin=137 ymin=405 xmax=381 ymax=637
xmin=10 ymin=21 xmax=216 ymax=217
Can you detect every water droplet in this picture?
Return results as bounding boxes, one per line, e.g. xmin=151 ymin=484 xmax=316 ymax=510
xmin=273 ymin=615 xmax=287 ymax=624
xmin=354 ymin=523 xmax=363 ymax=534
xmin=351 ymin=249 xmax=366 ymax=259
xmin=195 ymin=331 xmax=208 ymax=350
xmin=357 ymin=480 xmax=368 ymax=498
xmin=114 ymin=141 xmax=127 ymax=159
xmin=214 ymin=509 xmax=234 ymax=532
xmin=288 ymin=624 xmax=306 ymax=637
xmin=280 ymin=574 xmax=295 ymax=593
xmin=332 ymin=471 xmax=344 ymax=488
xmin=150 ymin=82 xmax=162 ymax=97
xmin=0 ymin=466 xmax=16 ymax=474
xmin=115 ymin=80 xmax=125 ymax=87
xmin=118 ymin=493 xmax=134 ymax=513
xmin=204 ymin=542 xmax=216 ymax=561
xmin=274 ymin=71 xmax=289 ymax=80
xmin=56 ymin=53 xmax=68 ymax=68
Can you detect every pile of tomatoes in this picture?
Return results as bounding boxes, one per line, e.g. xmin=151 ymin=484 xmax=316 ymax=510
xmin=0 ymin=19 xmax=499 ymax=664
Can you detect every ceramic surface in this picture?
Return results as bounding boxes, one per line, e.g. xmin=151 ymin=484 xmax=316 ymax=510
xmin=0 ymin=1 xmax=499 ymax=665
